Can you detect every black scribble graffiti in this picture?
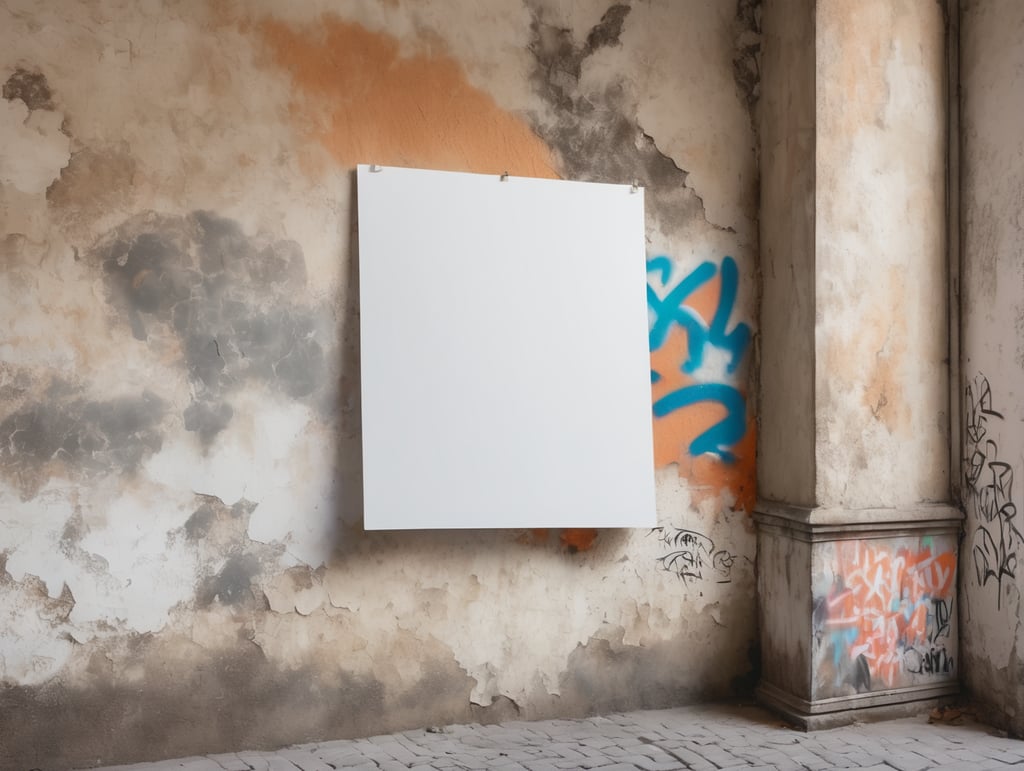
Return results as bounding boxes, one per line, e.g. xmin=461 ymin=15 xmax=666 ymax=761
xmin=964 ymin=374 xmax=1022 ymax=610
xmin=930 ymin=597 xmax=952 ymax=641
xmin=653 ymin=527 xmax=736 ymax=584
xmin=901 ymin=597 xmax=956 ymax=677
xmin=903 ymin=645 xmax=955 ymax=676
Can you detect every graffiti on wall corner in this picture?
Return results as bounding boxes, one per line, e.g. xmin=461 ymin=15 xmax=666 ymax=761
xmin=965 ymin=373 xmax=1021 ymax=610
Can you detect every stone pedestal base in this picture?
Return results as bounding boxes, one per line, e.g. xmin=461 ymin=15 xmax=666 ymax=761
xmin=755 ymin=503 xmax=963 ymax=729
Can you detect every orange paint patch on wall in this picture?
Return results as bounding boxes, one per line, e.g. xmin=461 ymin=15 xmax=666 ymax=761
xmin=517 ymin=528 xmax=599 ymax=553
xmin=560 ymin=528 xmax=598 ymax=553
xmin=257 ymin=17 xmax=559 ymax=179
xmin=518 ymin=528 xmax=550 ymax=546
xmin=681 ymin=416 xmax=756 ymax=515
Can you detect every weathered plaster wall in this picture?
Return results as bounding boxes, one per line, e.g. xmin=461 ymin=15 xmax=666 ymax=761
xmin=757 ymin=0 xmax=816 ymax=507
xmin=960 ymin=0 xmax=1024 ymax=738
xmin=0 ymin=1 xmax=760 ymax=767
xmin=814 ymin=0 xmax=948 ymax=509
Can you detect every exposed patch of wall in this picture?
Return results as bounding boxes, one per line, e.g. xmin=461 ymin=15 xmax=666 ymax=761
xmin=960 ymin=0 xmax=1024 ymax=738
xmin=0 ymin=1 xmax=760 ymax=767
xmin=0 ymin=68 xmax=69 ymax=195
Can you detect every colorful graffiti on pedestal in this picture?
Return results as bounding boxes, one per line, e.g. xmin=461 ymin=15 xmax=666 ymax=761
xmin=647 ymin=255 xmax=755 ymax=513
xmin=812 ymin=538 xmax=957 ymax=695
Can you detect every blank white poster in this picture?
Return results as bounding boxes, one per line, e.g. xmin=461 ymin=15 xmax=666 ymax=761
xmin=357 ymin=165 xmax=655 ymax=529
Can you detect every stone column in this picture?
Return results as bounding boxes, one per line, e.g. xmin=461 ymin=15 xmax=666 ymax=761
xmin=756 ymin=0 xmax=962 ymax=728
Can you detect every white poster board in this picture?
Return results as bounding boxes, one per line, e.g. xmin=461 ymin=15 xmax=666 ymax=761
xmin=357 ymin=165 xmax=655 ymax=529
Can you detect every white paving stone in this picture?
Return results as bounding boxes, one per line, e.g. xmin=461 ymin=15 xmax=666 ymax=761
xmin=79 ymin=703 xmax=1024 ymax=770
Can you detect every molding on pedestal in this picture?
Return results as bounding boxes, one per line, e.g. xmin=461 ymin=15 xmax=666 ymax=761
xmin=754 ymin=502 xmax=963 ymax=729
xmin=757 ymin=680 xmax=958 ymax=730
xmin=754 ymin=501 xmax=963 ymax=542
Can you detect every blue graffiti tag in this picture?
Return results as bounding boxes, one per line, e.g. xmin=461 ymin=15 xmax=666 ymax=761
xmin=648 ymin=256 xmax=751 ymax=463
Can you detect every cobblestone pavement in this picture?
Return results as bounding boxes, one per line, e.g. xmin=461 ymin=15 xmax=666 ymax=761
xmin=89 ymin=703 xmax=1024 ymax=771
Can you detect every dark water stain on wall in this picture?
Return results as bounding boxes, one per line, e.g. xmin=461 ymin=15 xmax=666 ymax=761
xmin=556 ymin=620 xmax=754 ymax=718
xmin=524 ymin=3 xmax=709 ymax=233
xmin=0 ymin=385 xmax=166 ymax=499
xmin=178 ymin=494 xmax=282 ymax=610
xmin=90 ymin=210 xmax=330 ymax=445
xmin=0 ymin=629 xmax=481 ymax=771
xmin=0 ymin=639 xmax=385 ymax=770
xmin=183 ymin=400 xmax=233 ymax=446
xmin=733 ymin=0 xmax=762 ymax=119
xmin=197 ymin=553 xmax=262 ymax=607
xmin=527 ymin=2 xmax=632 ymax=113
xmin=2 ymin=66 xmax=54 ymax=110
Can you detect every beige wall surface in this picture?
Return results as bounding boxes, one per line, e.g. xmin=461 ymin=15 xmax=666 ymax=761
xmin=814 ymin=0 xmax=948 ymax=510
xmin=960 ymin=0 xmax=1024 ymax=738
xmin=0 ymin=1 xmax=762 ymax=767
xmin=758 ymin=0 xmax=949 ymax=512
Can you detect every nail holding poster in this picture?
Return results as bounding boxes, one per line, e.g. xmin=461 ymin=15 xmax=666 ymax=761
xmin=357 ymin=165 xmax=655 ymax=529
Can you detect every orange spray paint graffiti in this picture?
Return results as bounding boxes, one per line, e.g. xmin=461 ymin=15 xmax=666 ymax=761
xmin=813 ymin=538 xmax=956 ymax=691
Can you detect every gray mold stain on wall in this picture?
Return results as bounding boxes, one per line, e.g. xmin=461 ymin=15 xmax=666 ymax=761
xmin=183 ymin=495 xmax=280 ymax=609
xmin=0 ymin=383 xmax=166 ymax=499
xmin=91 ymin=211 xmax=328 ymax=441
xmin=524 ymin=3 xmax=704 ymax=231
